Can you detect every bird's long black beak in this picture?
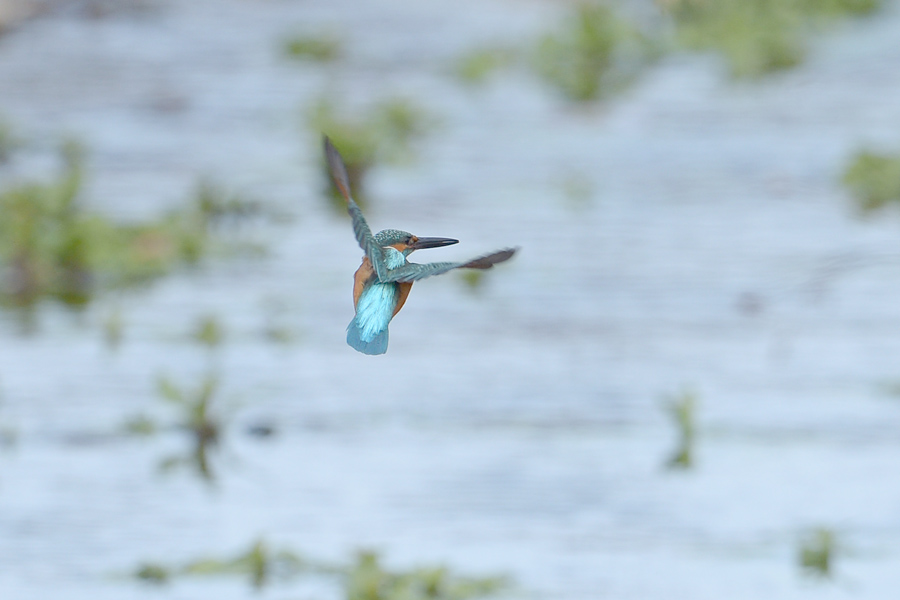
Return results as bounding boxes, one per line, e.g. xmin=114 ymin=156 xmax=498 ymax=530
xmin=409 ymin=237 xmax=459 ymax=250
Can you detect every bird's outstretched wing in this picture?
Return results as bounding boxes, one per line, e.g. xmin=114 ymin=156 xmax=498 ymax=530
xmin=382 ymin=248 xmax=517 ymax=283
xmin=323 ymin=136 xmax=388 ymax=281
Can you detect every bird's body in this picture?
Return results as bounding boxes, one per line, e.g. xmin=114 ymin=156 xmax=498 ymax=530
xmin=324 ymin=137 xmax=516 ymax=355
xmin=347 ymin=247 xmax=409 ymax=354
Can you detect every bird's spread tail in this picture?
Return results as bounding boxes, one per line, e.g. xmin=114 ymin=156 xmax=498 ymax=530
xmin=347 ymin=319 xmax=389 ymax=355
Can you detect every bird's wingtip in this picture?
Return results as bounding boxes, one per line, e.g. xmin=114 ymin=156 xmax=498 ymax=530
xmin=323 ymin=135 xmax=352 ymax=202
xmin=461 ymin=247 xmax=518 ymax=269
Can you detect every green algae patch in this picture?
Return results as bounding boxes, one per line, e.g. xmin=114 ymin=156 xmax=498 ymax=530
xmin=842 ymin=149 xmax=900 ymax=212
xmin=131 ymin=542 xmax=509 ymax=598
xmin=283 ymin=32 xmax=342 ymax=62
xmin=798 ymin=527 xmax=837 ymax=578
xmin=0 ymin=145 xmax=263 ymax=310
xmin=533 ymin=3 xmax=659 ymax=102
xmin=662 ymin=0 xmax=881 ymax=78
xmin=664 ymin=388 xmax=698 ymax=470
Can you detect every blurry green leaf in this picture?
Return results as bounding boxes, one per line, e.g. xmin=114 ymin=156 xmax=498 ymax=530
xmin=664 ymin=389 xmax=697 ymax=470
xmin=124 ymin=414 xmax=157 ymax=436
xmin=344 ymin=550 xmax=507 ymax=600
xmin=134 ymin=563 xmax=169 ymax=584
xmin=156 ymin=375 xmax=185 ymax=405
xmin=798 ymin=527 xmax=836 ymax=577
xmin=663 ymin=0 xmax=882 ymax=77
xmin=455 ymin=47 xmax=518 ymax=85
xmin=532 ymin=3 xmax=658 ymax=102
xmin=283 ymin=33 xmax=342 ymax=62
xmin=842 ymin=149 xmax=900 ymax=212
xmin=0 ymin=141 xmax=269 ymax=312
xmin=158 ymin=455 xmax=186 ymax=473
xmin=193 ymin=314 xmax=224 ymax=348
xmin=459 ymin=270 xmax=485 ymax=293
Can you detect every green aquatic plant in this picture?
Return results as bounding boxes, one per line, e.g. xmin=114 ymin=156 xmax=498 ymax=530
xmin=664 ymin=389 xmax=697 ymax=469
xmin=131 ymin=545 xmax=507 ymax=598
xmin=661 ymin=0 xmax=881 ymax=77
xmin=841 ymin=149 xmax=900 ymax=212
xmin=123 ymin=413 xmax=157 ymax=436
xmin=156 ymin=372 xmax=224 ymax=482
xmin=193 ymin=178 xmax=264 ymax=226
xmin=308 ymin=97 xmax=432 ymax=213
xmin=102 ymin=305 xmax=124 ymax=349
xmin=192 ymin=314 xmax=224 ymax=348
xmin=132 ymin=539 xmax=306 ymax=589
xmin=132 ymin=538 xmax=310 ymax=589
xmin=134 ymin=563 xmax=169 ymax=584
xmin=458 ymin=269 xmax=486 ymax=293
xmin=183 ymin=538 xmax=307 ymax=590
xmin=283 ymin=32 xmax=342 ymax=62
xmin=454 ymin=47 xmax=518 ymax=85
xmin=532 ymin=3 xmax=658 ymax=102
xmin=798 ymin=527 xmax=836 ymax=577
xmin=0 ymin=144 xmax=264 ymax=311
xmin=345 ymin=551 xmax=507 ymax=600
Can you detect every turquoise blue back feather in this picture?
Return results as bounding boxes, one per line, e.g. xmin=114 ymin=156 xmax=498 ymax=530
xmin=346 ymin=248 xmax=406 ymax=355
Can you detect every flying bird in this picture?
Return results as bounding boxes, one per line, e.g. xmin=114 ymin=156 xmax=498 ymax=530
xmin=324 ymin=136 xmax=516 ymax=355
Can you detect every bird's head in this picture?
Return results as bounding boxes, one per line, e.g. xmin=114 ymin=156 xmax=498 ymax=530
xmin=374 ymin=229 xmax=458 ymax=257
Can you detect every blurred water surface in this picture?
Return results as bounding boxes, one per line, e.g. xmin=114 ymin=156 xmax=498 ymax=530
xmin=3 ymin=0 xmax=900 ymax=598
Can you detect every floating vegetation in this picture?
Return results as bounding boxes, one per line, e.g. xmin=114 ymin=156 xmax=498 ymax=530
xmin=123 ymin=413 xmax=157 ymax=436
xmin=458 ymin=269 xmax=486 ymax=293
xmin=133 ymin=538 xmax=308 ymax=589
xmin=134 ymin=563 xmax=169 ymax=584
xmin=798 ymin=527 xmax=837 ymax=577
xmin=192 ymin=314 xmax=225 ymax=348
xmin=344 ymin=551 xmax=507 ymax=600
xmin=661 ymin=0 xmax=882 ymax=77
xmin=155 ymin=372 xmax=226 ymax=482
xmin=841 ymin=149 xmax=900 ymax=212
xmin=283 ymin=32 xmax=342 ymax=62
xmin=185 ymin=539 xmax=307 ymax=590
xmin=531 ymin=3 xmax=658 ymax=102
xmin=454 ymin=47 xmax=518 ymax=85
xmin=664 ymin=389 xmax=697 ymax=469
xmin=0 ymin=142 xmax=267 ymax=313
xmin=308 ymin=97 xmax=432 ymax=213
xmin=453 ymin=4 xmax=657 ymax=102
xmin=192 ymin=178 xmax=266 ymax=227
xmin=132 ymin=544 xmax=508 ymax=598
xmin=102 ymin=305 xmax=124 ymax=349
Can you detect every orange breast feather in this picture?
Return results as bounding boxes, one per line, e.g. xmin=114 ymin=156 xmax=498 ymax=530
xmin=353 ymin=257 xmax=374 ymax=308
xmin=393 ymin=282 xmax=413 ymax=317
xmin=353 ymin=257 xmax=413 ymax=316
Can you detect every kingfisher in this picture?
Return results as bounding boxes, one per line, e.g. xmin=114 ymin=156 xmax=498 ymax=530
xmin=324 ymin=137 xmax=517 ymax=355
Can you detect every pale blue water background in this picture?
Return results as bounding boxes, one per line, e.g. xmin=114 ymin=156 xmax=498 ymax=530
xmin=2 ymin=1 xmax=900 ymax=598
